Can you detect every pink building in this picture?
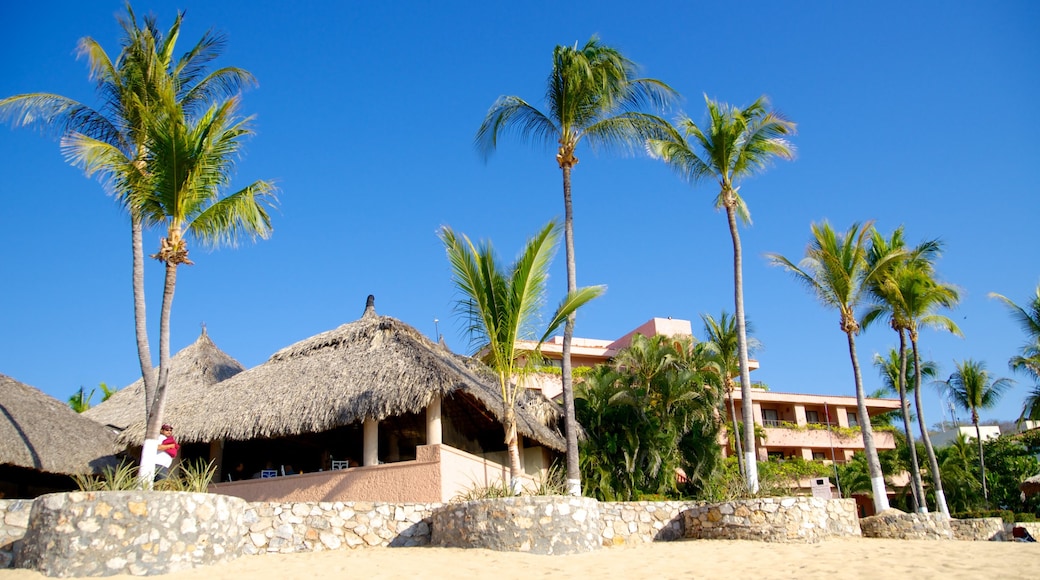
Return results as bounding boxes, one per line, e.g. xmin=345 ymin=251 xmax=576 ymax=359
xmin=724 ymin=389 xmax=900 ymax=463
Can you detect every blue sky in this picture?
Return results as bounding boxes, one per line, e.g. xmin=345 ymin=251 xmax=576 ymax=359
xmin=1 ymin=1 xmax=1038 ymax=427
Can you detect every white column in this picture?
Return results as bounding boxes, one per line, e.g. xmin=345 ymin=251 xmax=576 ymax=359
xmin=426 ymin=395 xmax=442 ymax=445
xmin=363 ymin=417 xmax=379 ymax=466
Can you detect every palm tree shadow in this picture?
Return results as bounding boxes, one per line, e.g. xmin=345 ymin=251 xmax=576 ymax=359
xmin=0 ymin=402 xmax=41 ymax=469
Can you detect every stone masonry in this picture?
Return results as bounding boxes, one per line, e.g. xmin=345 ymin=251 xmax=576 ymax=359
xmin=682 ymin=497 xmax=861 ymax=543
xmin=859 ymin=509 xmax=954 ymax=540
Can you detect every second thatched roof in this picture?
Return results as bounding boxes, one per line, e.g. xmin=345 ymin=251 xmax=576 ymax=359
xmin=84 ymin=327 xmax=246 ymax=431
xmin=0 ymin=373 xmax=120 ymax=475
xmin=116 ymin=296 xmax=564 ymax=451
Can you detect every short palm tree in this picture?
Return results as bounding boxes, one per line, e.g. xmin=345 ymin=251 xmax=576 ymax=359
xmin=990 ymin=284 xmax=1040 ymax=422
xmin=440 ymin=220 xmax=604 ymax=493
xmin=476 ymin=38 xmax=675 ymax=495
xmin=0 ymin=5 xmax=254 ymax=428
xmin=942 ymin=359 xmax=1013 ymax=503
xmin=649 ymin=95 xmax=795 ymax=492
xmin=701 ymin=311 xmax=761 ymax=481
xmin=767 ymin=221 xmax=903 ymax=513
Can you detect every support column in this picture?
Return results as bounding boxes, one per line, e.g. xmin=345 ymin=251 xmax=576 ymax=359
xmin=363 ymin=417 xmax=379 ymax=466
xmin=209 ymin=439 xmax=224 ymax=481
xmin=426 ymin=395 xmax=442 ymax=445
xmin=794 ymin=405 xmax=807 ymax=426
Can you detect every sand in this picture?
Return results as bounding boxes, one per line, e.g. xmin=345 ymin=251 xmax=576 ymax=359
xmin=1 ymin=538 xmax=1037 ymax=579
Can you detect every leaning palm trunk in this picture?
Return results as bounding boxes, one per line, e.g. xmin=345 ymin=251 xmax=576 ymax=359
xmin=131 ymin=216 xmax=156 ymax=419
xmin=847 ymin=330 xmax=889 ymax=513
xmin=912 ymin=338 xmax=949 ymax=517
xmin=897 ymin=332 xmax=927 ymax=512
xmin=140 ymin=260 xmax=178 ymax=485
xmin=725 ymin=202 xmax=759 ymax=491
xmin=560 ymin=163 xmax=582 ymax=496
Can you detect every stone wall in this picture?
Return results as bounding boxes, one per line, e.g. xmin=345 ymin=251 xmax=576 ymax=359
xmin=14 ymin=491 xmax=247 ymax=577
xmin=431 ymin=496 xmax=601 ymax=555
xmin=0 ymin=500 xmax=31 ymax=568
xmin=241 ymin=501 xmax=436 ymax=554
xmin=860 ymin=509 xmax=954 ymax=540
xmin=598 ymin=501 xmax=700 ymax=546
xmin=682 ymin=497 xmax=861 ymax=543
xmin=950 ymin=517 xmax=1006 ymax=541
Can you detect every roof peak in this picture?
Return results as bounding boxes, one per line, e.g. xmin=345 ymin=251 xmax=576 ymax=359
xmin=363 ymin=294 xmax=377 ymax=319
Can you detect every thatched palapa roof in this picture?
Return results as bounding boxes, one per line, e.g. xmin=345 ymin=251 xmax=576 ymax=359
xmin=0 ymin=373 xmax=120 ymax=475
xmin=117 ymin=296 xmax=565 ymax=451
xmin=1021 ymin=473 xmax=1040 ymax=497
xmin=84 ymin=327 xmax=246 ymax=431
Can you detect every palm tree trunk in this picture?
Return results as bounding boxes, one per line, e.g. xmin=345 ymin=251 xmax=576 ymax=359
xmin=974 ymin=413 xmax=989 ymax=504
xmin=847 ymin=330 xmax=890 ymax=513
xmin=505 ymin=406 xmax=523 ymax=495
xmin=131 ymin=217 xmax=156 ymax=421
xmin=559 ymin=163 xmax=581 ymax=496
xmin=727 ymin=385 xmax=745 ymax=477
xmin=724 ymin=202 xmax=758 ymax=492
xmin=140 ymin=260 xmax=178 ymax=485
xmin=912 ymin=338 xmax=949 ymax=517
xmin=896 ymin=331 xmax=927 ymax=512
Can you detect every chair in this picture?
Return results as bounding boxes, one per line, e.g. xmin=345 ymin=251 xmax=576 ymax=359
xmin=260 ymin=469 xmax=279 ymax=478
xmin=330 ymin=460 xmax=349 ymax=470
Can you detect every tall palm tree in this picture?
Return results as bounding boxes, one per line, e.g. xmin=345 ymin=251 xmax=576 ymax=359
xmin=0 ymin=5 xmax=254 ymax=427
xmin=990 ymin=284 xmax=1040 ymax=422
xmin=476 ymin=38 xmax=676 ymax=495
xmin=440 ymin=220 xmax=604 ymax=493
xmin=767 ymin=221 xmax=903 ymax=513
xmin=701 ymin=311 xmax=761 ymax=481
xmin=649 ymin=96 xmax=795 ymax=492
xmin=873 ymin=348 xmax=928 ymax=512
xmin=942 ymin=359 xmax=1013 ymax=503
xmin=69 ymin=94 xmax=275 ymax=481
xmin=862 ymin=228 xmax=960 ymax=516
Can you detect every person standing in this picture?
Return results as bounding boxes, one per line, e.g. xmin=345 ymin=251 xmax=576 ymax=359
xmin=154 ymin=424 xmax=179 ymax=481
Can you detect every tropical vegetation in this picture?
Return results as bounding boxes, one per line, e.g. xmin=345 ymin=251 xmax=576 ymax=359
xmin=575 ymin=333 xmax=724 ymax=500
xmin=441 ymin=220 xmax=604 ymax=493
xmin=767 ymin=221 xmax=902 ymax=513
xmin=990 ymin=284 xmax=1040 ymax=422
xmin=0 ymin=4 xmax=262 ymax=484
xmin=476 ymin=37 xmax=676 ymax=495
xmin=648 ymin=95 xmax=795 ymax=492
xmin=942 ymin=359 xmax=1014 ymax=504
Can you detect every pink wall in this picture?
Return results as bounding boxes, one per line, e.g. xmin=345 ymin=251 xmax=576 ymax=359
xmin=209 ymin=444 xmax=547 ymax=504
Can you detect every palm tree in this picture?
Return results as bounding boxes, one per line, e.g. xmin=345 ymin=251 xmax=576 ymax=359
xmin=649 ymin=96 xmax=795 ymax=492
xmin=68 ymin=386 xmax=95 ymax=413
xmin=767 ymin=221 xmax=903 ymax=513
xmin=440 ymin=220 xmax=604 ymax=493
xmin=990 ymin=284 xmax=1040 ymax=422
xmin=873 ymin=348 xmax=930 ymax=511
xmin=476 ymin=38 xmax=676 ymax=495
xmin=943 ymin=359 xmax=1013 ymax=503
xmin=74 ymin=94 xmax=274 ymax=481
xmin=863 ymin=228 xmax=960 ymax=516
xmin=701 ymin=311 xmax=761 ymax=481
xmin=0 ymin=5 xmax=254 ymax=428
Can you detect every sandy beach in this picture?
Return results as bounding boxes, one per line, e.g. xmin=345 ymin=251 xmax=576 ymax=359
xmin=2 ymin=538 xmax=1036 ymax=580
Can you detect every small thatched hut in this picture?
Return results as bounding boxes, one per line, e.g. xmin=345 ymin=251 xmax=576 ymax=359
xmin=120 ymin=296 xmax=564 ymax=502
xmin=0 ymin=373 xmax=120 ymax=498
xmin=84 ymin=326 xmax=245 ymax=432
xmin=1021 ymin=473 xmax=1040 ymax=498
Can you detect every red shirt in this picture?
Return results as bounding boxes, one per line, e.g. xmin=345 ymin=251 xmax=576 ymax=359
xmin=161 ymin=435 xmax=179 ymax=457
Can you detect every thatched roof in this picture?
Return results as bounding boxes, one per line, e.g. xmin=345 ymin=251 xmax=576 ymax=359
xmin=117 ymin=296 xmax=565 ymax=451
xmin=84 ymin=327 xmax=245 ymax=431
xmin=0 ymin=373 xmax=120 ymax=475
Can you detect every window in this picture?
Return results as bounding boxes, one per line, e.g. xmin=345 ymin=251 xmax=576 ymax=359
xmin=806 ymin=410 xmax=820 ymax=424
xmin=847 ymin=411 xmax=859 ymax=427
xmin=813 ymin=451 xmax=826 ymax=460
xmin=762 ymin=409 xmax=780 ymax=427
